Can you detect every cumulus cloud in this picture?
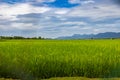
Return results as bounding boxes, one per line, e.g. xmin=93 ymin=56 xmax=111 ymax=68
xmin=0 ymin=3 xmax=51 ymax=20
xmin=67 ymin=4 xmax=120 ymax=20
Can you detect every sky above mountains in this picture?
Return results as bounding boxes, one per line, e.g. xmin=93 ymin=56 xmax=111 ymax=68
xmin=0 ymin=0 xmax=120 ymax=38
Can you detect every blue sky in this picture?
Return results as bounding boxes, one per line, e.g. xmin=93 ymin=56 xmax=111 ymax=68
xmin=0 ymin=0 xmax=120 ymax=38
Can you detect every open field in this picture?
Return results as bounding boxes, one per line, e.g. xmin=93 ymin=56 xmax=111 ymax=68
xmin=0 ymin=40 xmax=120 ymax=80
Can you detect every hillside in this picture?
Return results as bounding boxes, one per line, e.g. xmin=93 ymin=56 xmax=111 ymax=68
xmin=57 ymin=32 xmax=120 ymax=39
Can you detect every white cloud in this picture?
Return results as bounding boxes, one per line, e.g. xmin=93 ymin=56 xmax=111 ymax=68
xmin=54 ymin=9 xmax=69 ymax=15
xmin=11 ymin=23 xmax=35 ymax=30
xmin=81 ymin=0 xmax=95 ymax=5
xmin=69 ymin=0 xmax=95 ymax=5
xmin=66 ymin=4 xmax=120 ymax=20
xmin=93 ymin=29 xmax=100 ymax=32
xmin=81 ymin=27 xmax=92 ymax=30
xmin=63 ymin=21 xmax=87 ymax=25
xmin=0 ymin=3 xmax=51 ymax=20
xmin=36 ymin=0 xmax=55 ymax=3
xmin=0 ymin=22 xmax=35 ymax=30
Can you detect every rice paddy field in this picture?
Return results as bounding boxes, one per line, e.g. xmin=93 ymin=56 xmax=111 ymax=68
xmin=0 ymin=39 xmax=120 ymax=80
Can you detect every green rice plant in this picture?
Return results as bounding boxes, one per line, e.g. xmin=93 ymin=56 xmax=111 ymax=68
xmin=0 ymin=40 xmax=120 ymax=79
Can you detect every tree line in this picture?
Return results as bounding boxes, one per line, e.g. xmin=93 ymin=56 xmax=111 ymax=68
xmin=0 ymin=36 xmax=45 ymax=40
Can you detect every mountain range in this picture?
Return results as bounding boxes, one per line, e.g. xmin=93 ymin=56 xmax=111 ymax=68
xmin=57 ymin=32 xmax=120 ymax=39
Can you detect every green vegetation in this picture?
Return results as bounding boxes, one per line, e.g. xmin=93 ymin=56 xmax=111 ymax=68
xmin=0 ymin=40 xmax=120 ymax=80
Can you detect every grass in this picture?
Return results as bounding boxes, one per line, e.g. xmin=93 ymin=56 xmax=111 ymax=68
xmin=0 ymin=40 xmax=120 ymax=80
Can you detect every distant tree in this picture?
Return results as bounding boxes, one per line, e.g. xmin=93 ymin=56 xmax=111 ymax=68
xmin=31 ymin=37 xmax=38 ymax=39
xmin=13 ymin=36 xmax=24 ymax=39
xmin=0 ymin=36 xmax=45 ymax=40
xmin=91 ymin=37 xmax=94 ymax=40
xmin=38 ymin=36 xmax=42 ymax=39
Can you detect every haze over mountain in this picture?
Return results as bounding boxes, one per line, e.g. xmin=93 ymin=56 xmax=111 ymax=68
xmin=57 ymin=32 xmax=120 ymax=39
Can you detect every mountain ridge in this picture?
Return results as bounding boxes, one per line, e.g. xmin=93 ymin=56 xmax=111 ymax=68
xmin=56 ymin=32 xmax=120 ymax=39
